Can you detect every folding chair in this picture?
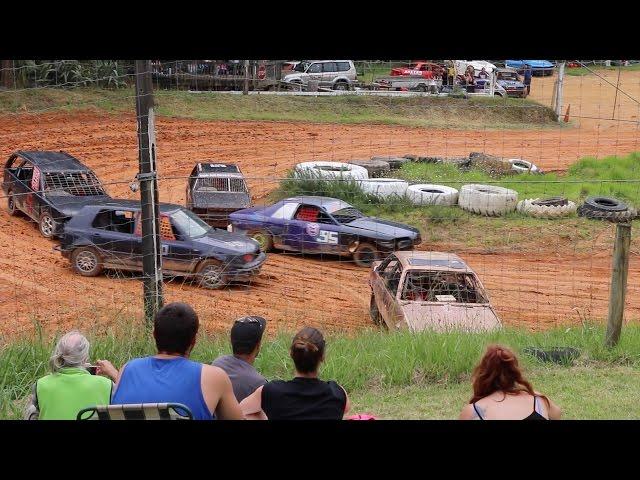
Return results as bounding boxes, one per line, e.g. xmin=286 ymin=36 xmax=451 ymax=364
xmin=76 ymin=403 xmax=193 ymax=420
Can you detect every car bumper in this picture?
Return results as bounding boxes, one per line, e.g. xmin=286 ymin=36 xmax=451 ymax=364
xmin=224 ymin=251 xmax=267 ymax=281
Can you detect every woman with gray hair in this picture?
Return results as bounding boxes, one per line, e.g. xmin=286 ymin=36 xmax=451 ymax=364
xmin=26 ymin=330 xmax=114 ymax=420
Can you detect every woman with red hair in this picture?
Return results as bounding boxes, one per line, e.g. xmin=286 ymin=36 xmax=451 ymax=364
xmin=459 ymin=344 xmax=562 ymax=420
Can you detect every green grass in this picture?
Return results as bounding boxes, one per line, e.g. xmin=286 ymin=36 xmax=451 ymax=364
xmin=2 ymin=323 xmax=640 ymax=419
xmin=0 ymin=86 xmax=559 ymax=130
xmin=565 ymin=63 xmax=640 ymax=76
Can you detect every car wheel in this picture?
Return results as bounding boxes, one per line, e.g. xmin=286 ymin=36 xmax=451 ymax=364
xmin=197 ymin=261 xmax=227 ymax=289
xmin=416 ymin=84 xmax=427 ymax=92
xmin=353 ymin=242 xmax=378 ymax=267
xmin=250 ymin=231 xmax=273 ymax=252
xmin=7 ymin=191 xmax=19 ymax=216
xmin=39 ymin=212 xmax=57 ymax=238
xmin=71 ymin=247 xmax=103 ymax=277
xmin=334 ymin=81 xmax=349 ymax=91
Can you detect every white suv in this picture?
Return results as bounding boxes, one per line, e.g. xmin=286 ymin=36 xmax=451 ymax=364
xmin=283 ymin=60 xmax=357 ymax=90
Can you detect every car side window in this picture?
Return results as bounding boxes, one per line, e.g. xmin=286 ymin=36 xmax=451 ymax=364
xmin=92 ymin=209 xmax=136 ymax=234
xmin=271 ymin=202 xmax=299 ymax=220
xmin=307 ymin=63 xmax=321 ymax=74
xmin=382 ymin=262 xmax=403 ymax=296
xmin=322 ymin=62 xmax=337 ymax=73
xmin=16 ymin=160 xmax=34 ymax=183
xmin=293 ymin=205 xmax=334 ymax=224
xmin=337 ymin=62 xmax=350 ymax=72
xmin=160 ymin=215 xmax=178 ymax=241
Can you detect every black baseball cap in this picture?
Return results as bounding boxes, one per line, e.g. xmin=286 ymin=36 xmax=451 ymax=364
xmin=230 ymin=316 xmax=267 ymax=352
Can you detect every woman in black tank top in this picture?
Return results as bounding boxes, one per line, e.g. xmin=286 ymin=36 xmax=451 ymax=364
xmin=240 ymin=327 xmax=350 ymax=420
xmin=459 ymin=344 xmax=562 ymax=420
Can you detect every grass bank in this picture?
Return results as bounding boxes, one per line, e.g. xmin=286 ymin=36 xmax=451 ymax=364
xmin=2 ymin=323 xmax=639 ymax=419
xmin=565 ymin=63 xmax=640 ymax=76
xmin=0 ymin=86 xmax=559 ymax=130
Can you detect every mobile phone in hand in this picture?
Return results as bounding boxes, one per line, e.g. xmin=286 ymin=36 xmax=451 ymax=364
xmin=86 ymin=365 xmax=98 ymax=375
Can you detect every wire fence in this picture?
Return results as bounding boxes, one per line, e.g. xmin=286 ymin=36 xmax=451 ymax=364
xmin=0 ymin=59 xmax=639 ymax=340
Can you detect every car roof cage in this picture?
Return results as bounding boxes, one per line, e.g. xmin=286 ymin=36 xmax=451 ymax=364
xmin=43 ymin=171 xmax=106 ymax=196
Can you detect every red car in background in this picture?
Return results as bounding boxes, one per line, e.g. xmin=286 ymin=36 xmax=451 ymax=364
xmin=390 ymin=61 xmax=444 ymax=78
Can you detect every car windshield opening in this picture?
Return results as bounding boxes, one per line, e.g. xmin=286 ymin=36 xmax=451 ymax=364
xmin=43 ymin=171 xmax=107 ymax=196
xmin=170 ymin=209 xmax=211 ymax=238
xmin=401 ymin=271 xmax=489 ymax=303
xmin=294 ymin=62 xmax=310 ymax=72
xmin=194 ymin=177 xmax=248 ymax=193
xmin=331 ymin=207 xmax=364 ymax=224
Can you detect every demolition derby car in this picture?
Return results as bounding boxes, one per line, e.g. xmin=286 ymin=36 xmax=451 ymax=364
xmin=369 ymin=251 xmax=501 ymax=332
xmin=3 ymin=151 xmax=111 ymax=238
xmin=186 ymin=162 xmax=252 ymax=228
xmin=56 ymin=200 xmax=266 ymax=289
xmin=228 ymin=196 xmax=421 ymax=267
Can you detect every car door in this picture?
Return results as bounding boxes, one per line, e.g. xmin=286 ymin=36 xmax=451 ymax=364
xmin=305 ymin=62 xmax=322 ymax=84
xmin=284 ymin=204 xmax=341 ymax=253
xmin=13 ymin=159 xmax=38 ymax=220
xmin=160 ymin=213 xmax=200 ymax=274
xmin=372 ymin=256 xmax=403 ymax=328
xmin=321 ymin=62 xmax=338 ymax=87
xmin=90 ymin=209 xmax=138 ymax=269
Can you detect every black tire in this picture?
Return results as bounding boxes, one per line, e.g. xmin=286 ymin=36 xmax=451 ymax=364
xmin=250 ymin=230 xmax=273 ymax=252
xmin=334 ymin=81 xmax=349 ymax=91
xmin=369 ymin=294 xmax=386 ymax=329
xmin=577 ymin=203 xmax=637 ymax=223
xmin=71 ymin=247 xmax=103 ymax=277
xmin=416 ymin=84 xmax=427 ymax=92
xmin=353 ymin=242 xmax=378 ymax=268
xmin=347 ymin=159 xmax=391 ymax=178
xmin=371 ymin=156 xmax=409 ymax=170
xmin=7 ymin=191 xmax=18 ymax=216
xmin=196 ymin=260 xmax=227 ymax=289
xmin=532 ymin=196 xmax=569 ymax=207
xmin=39 ymin=211 xmax=57 ymax=239
xmin=584 ymin=196 xmax=628 ymax=212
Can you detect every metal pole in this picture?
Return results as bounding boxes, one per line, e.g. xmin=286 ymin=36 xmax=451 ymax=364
xmin=243 ymin=59 xmax=249 ymax=95
xmin=134 ymin=60 xmax=164 ymax=327
xmin=554 ymin=61 xmax=565 ymax=119
xmin=605 ymin=223 xmax=632 ymax=347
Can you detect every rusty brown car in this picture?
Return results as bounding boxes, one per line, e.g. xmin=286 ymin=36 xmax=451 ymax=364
xmin=369 ymin=251 xmax=501 ymax=332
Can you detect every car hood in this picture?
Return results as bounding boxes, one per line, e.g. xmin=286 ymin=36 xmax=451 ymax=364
xmin=497 ymin=79 xmax=525 ymax=88
xmin=192 ymin=191 xmax=251 ymax=209
xmin=46 ymin=195 xmax=112 ymax=217
xmin=194 ymin=229 xmax=260 ymax=255
xmin=400 ymin=302 xmax=501 ymax=333
xmin=346 ymin=217 xmax=420 ymax=239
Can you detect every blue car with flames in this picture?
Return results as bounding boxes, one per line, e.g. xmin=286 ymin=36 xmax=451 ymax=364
xmin=228 ymin=196 xmax=422 ymax=267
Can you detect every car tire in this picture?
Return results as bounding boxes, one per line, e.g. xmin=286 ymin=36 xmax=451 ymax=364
xmin=458 ymin=184 xmax=519 ymax=216
xmin=7 ymin=191 xmax=19 ymax=216
xmin=370 ymin=156 xmax=410 ymax=170
xmin=407 ymin=184 xmax=459 ymax=206
xmin=517 ymin=198 xmax=577 ymax=218
xmin=196 ymin=260 xmax=227 ymax=289
xmin=39 ymin=211 xmax=58 ymax=239
xmin=250 ymin=230 xmax=273 ymax=252
xmin=294 ymin=161 xmax=369 ymax=180
xmin=347 ymin=159 xmax=391 ymax=178
xmin=577 ymin=196 xmax=637 ymax=223
xmin=356 ymin=178 xmax=409 ymax=199
xmin=334 ymin=81 xmax=349 ymax=91
xmin=71 ymin=247 xmax=103 ymax=277
xmin=509 ymin=158 xmax=542 ymax=174
xmin=352 ymin=242 xmax=379 ymax=267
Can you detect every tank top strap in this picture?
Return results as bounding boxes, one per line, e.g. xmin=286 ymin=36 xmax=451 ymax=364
xmin=472 ymin=402 xmax=484 ymax=420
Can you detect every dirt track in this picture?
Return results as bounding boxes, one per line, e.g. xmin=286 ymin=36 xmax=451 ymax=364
xmin=1 ymin=70 xmax=639 ymax=337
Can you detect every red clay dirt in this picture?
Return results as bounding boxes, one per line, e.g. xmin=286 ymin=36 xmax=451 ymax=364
xmin=1 ymin=70 xmax=639 ymax=338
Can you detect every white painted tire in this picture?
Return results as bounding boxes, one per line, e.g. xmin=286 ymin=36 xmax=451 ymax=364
xmin=407 ymin=184 xmax=459 ymax=206
xmin=293 ymin=161 xmax=369 ymax=180
xmin=509 ymin=158 xmax=541 ymax=174
xmin=458 ymin=184 xmax=518 ymax=216
xmin=357 ymin=178 xmax=409 ymax=199
xmin=517 ymin=198 xmax=577 ymax=218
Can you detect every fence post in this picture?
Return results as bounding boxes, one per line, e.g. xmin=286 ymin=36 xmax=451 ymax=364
xmin=554 ymin=61 xmax=565 ymax=119
xmin=134 ymin=60 xmax=164 ymax=327
xmin=605 ymin=223 xmax=632 ymax=347
xmin=243 ymin=59 xmax=249 ymax=95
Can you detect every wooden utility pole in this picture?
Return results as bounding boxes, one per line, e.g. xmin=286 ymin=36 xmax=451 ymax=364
xmin=243 ymin=59 xmax=249 ymax=95
xmin=134 ymin=60 xmax=164 ymax=326
xmin=605 ymin=223 xmax=632 ymax=347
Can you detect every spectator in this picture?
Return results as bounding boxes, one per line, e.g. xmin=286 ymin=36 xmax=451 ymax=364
xmin=523 ymin=64 xmax=532 ymax=95
xmin=212 ymin=316 xmax=268 ymax=402
xmin=240 ymin=327 xmax=350 ymax=420
xmin=446 ymin=61 xmax=456 ymax=87
xmin=478 ymin=67 xmax=489 ymax=79
xmin=459 ymin=344 xmax=562 ymax=420
xmin=26 ymin=331 xmax=113 ymax=420
xmin=104 ymin=302 xmax=243 ymax=420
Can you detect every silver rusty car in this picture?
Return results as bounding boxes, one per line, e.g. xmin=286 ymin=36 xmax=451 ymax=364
xmin=283 ymin=60 xmax=357 ymax=90
xmin=369 ymin=251 xmax=501 ymax=332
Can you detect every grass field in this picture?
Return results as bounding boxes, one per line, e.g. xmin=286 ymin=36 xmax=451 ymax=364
xmin=0 ymin=87 xmax=559 ymax=130
xmin=565 ymin=64 xmax=640 ymax=76
xmin=2 ymin=323 xmax=639 ymax=419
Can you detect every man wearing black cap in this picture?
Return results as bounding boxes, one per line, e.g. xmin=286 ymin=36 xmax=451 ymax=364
xmin=212 ymin=316 xmax=268 ymax=402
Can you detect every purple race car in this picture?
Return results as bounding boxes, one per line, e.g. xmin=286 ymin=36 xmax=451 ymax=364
xmin=228 ymin=196 xmax=421 ymax=267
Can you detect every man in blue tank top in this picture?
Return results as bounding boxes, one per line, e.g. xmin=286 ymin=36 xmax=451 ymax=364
xmin=99 ymin=302 xmax=243 ymax=420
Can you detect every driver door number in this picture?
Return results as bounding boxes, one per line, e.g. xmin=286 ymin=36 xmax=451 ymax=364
xmin=317 ymin=230 xmax=338 ymax=244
